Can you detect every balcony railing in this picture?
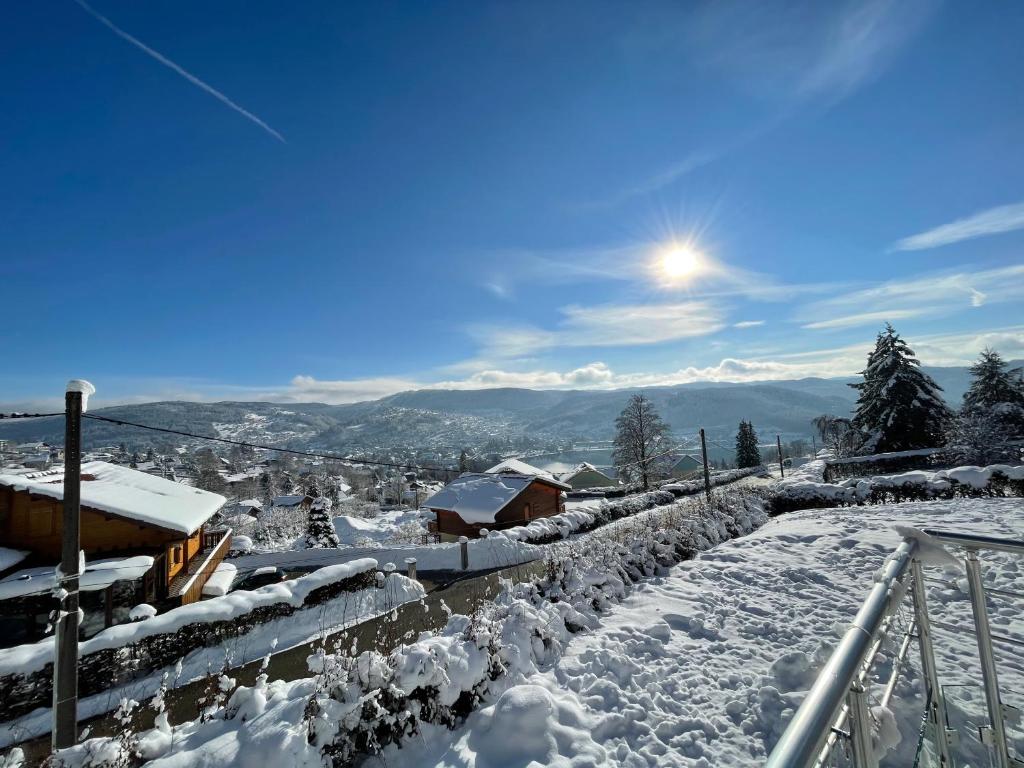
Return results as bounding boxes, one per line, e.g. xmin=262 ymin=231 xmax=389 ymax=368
xmin=766 ymin=528 xmax=1024 ymax=768
xmin=169 ymin=527 xmax=233 ymax=605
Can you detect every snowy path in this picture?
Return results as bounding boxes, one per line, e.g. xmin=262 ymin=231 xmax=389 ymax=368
xmin=381 ymin=498 xmax=1024 ymax=767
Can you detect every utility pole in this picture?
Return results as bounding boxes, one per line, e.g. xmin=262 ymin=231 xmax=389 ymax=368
xmin=776 ymin=435 xmax=785 ymax=479
xmin=699 ymin=428 xmax=712 ymax=501
xmin=53 ymin=380 xmax=94 ymax=751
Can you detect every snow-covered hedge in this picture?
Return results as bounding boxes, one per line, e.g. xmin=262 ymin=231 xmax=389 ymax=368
xmin=822 ymin=448 xmax=942 ymax=481
xmin=57 ymin=491 xmax=771 ymax=767
xmin=771 ymin=463 xmax=1024 ymax=514
xmin=0 ymin=560 xmax=393 ymax=724
xmin=502 ymin=466 xmax=768 ymax=545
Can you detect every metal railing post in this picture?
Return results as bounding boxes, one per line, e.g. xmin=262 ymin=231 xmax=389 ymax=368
xmin=847 ymin=681 xmax=878 ymax=768
xmin=964 ymin=549 xmax=1011 ymax=768
xmin=909 ymin=559 xmax=955 ymax=767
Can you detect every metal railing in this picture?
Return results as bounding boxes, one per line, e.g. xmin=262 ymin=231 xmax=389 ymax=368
xmin=767 ymin=528 xmax=1024 ymax=768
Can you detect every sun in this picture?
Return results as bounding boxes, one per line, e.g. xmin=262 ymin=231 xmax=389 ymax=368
xmin=660 ymin=245 xmax=702 ymax=280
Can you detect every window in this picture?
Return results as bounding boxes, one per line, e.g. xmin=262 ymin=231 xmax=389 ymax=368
xmin=524 ymin=503 xmax=531 ymax=521
xmin=173 ymin=546 xmax=182 ymax=564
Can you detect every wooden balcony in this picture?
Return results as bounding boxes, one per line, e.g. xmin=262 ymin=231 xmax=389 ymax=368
xmin=168 ymin=527 xmax=233 ymax=605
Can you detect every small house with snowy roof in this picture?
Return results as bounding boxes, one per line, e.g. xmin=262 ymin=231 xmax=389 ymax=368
xmin=670 ymin=454 xmax=704 ymax=479
xmin=424 ymin=472 xmax=570 ymax=540
xmin=0 ymin=462 xmax=230 ymax=611
xmin=484 ymin=458 xmax=555 ymax=479
xmin=558 ymin=462 xmax=618 ymax=490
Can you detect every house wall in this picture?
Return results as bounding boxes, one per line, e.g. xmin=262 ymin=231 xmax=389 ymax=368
xmin=432 ymin=480 xmax=565 ymax=539
xmin=0 ymin=487 xmax=185 ymax=582
xmin=566 ymin=469 xmax=617 ymax=489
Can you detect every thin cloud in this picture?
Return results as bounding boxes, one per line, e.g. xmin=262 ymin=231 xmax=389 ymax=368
xmin=74 ymin=0 xmax=285 ymax=143
xmin=470 ymin=300 xmax=727 ymax=358
xmin=803 ymin=308 xmax=926 ymax=330
xmin=687 ymin=0 xmax=936 ymax=103
xmin=892 ymin=201 xmax=1024 ymax=251
xmin=798 ymin=265 xmax=1024 ymax=329
xmin=733 ymin=320 xmax=765 ymax=329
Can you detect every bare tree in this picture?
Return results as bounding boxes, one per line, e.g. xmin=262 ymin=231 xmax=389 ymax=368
xmin=612 ymin=394 xmax=672 ymax=490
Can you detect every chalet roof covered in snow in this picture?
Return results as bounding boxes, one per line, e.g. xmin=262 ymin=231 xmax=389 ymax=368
xmin=484 ymin=458 xmax=554 ymax=479
xmin=558 ymin=462 xmax=613 ymax=482
xmin=425 ymin=472 xmax=568 ymax=524
xmin=272 ymin=494 xmax=310 ymax=508
xmin=0 ymin=462 xmax=225 ymax=535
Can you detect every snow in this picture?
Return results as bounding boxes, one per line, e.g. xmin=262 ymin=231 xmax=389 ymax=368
xmin=65 ymin=379 xmax=96 ymax=412
xmin=332 ymin=508 xmax=426 ymax=545
xmin=0 ymin=548 xmax=28 ymax=574
xmin=0 ymin=555 xmax=154 ymax=600
xmin=774 ymin=461 xmax=1024 ymax=507
xmin=827 ymin=448 xmax=939 ymax=465
xmin=1 ymin=572 xmax=425 ymax=750
xmin=0 ymin=461 xmax=225 ymax=535
xmin=130 ymin=604 xmax=157 ymax=621
xmin=425 ymin=473 xmax=563 ymax=524
xmin=0 ymin=559 xmax=382 ymax=678
xmin=382 ymin=497 xmax=1024 ymax=767
xmin=201 ymin=562 xmax=238 ymax=597
xmin=484 ymin=458 xmax=555 ymax=479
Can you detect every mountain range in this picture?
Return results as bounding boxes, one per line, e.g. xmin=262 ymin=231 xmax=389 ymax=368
xmin=0 ymin=363 xmax=990 ymax=457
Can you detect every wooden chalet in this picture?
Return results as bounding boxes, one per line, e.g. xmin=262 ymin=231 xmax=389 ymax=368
xmin=0 ymin=462 xmax=230 ymax=609
xmin=670 ymin=454 xmax=704 ymax=479
xmin=424 ymin=472 xmax=570 ymax=541
xmin=558 ymin=462 xmax=618 ymax=490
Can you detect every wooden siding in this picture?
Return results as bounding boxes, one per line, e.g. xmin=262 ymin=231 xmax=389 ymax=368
xmin=0 ymin=486 xmax=202 ymax=595
xmin=564 ymin=468 xmax=617 ymax=489
xmin=432 ymin=479 xmax=564 ymax=538
xmin=172 ymin=529 xmax=232 ymax=606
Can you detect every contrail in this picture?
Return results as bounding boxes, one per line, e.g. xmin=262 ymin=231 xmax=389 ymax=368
xmin=73 ymin=0 xmax=285 ymax=143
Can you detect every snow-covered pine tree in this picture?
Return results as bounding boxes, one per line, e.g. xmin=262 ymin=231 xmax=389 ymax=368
xmin=946 ymin=348 xmax=1024 ymax=464
xmin=306 ymin=475 xmax=322 ymax=499
xmin=305 ymin=497 xmax=340 ymax=548
xmin=962 ymin=348 xmax=1024 ymax=429
xmin=850 ymin=324 xmax=951 ymax=453
xmin=734 ymin=421 xmax=761 ymax=468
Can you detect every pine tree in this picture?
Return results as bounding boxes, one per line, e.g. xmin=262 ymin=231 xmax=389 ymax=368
xmin=850 ymin=325 xmax=951 ymax=453
xmin=946 ymin=348 xmax=1024 ymax=464
xmin=612 ymin=394 xmax=672 ymax=490
xmin=305 ymin=475 xmax=321 ymax=499
xmin=458 ymin=450 xmax=469 ymax=473
xmin=305 ymin=498 xmax=340 ymax=548
xmin=962 ymin=349 xmax=1024 ymax=424
xmin=734 ymin=421 xmax=762 ymax=468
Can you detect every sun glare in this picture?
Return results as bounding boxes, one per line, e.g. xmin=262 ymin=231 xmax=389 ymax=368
xmin=660 ymin=245 xmax=702 ymax=280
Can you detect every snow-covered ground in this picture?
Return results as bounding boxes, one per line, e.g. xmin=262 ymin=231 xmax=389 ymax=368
xmin=378 ymin=498 xmax=1024 ymax=767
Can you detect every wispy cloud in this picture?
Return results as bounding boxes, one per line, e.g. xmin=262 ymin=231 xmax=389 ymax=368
xmin=803 ymin=308 xmax=926 ymax=330
xmin=688 ymin=0 xmax=936 ymax=103
xmin=471 ymin=300 xmax=727 ymax=358
xmin=892 ymin=201 xmax=1024 ymax=251
xmin=74 ymin=0 xmax=285 ymax=143
xmin=733 ymin=320 xmax=765 ymax=329
xmin=798 ymin=264 xmax=1024 ymax=330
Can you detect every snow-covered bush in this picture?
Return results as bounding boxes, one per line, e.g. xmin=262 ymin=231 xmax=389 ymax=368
xmin=771 ymin=463 xmax=1024 ymax=514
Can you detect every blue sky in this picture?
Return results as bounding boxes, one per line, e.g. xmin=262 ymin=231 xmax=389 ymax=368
xmin=2 ymin=0 xmax=1023 ymax=409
